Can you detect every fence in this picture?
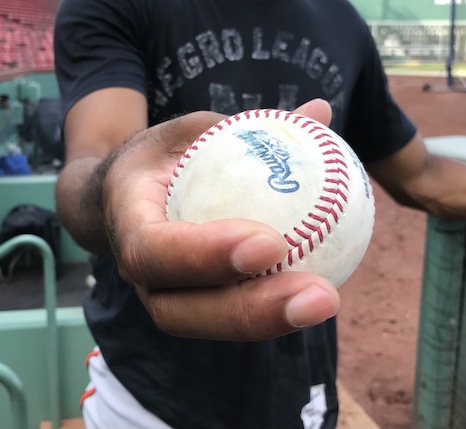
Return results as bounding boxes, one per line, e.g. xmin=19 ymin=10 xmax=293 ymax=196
xmin=369 ymin=21 xmax=466 ymax=63
xmin=414 ymin=136 xmax=466 ymax=429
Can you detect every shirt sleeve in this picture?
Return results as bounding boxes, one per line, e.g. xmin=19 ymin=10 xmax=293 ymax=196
xmin=54 ymin=0 xmax=153 ymax=122
xmin=343 ymin=28 xmax=417 ymax=164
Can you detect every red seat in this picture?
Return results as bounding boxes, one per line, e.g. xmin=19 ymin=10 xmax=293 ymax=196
xmin=0 ymin=0 xmax=57 ymax=71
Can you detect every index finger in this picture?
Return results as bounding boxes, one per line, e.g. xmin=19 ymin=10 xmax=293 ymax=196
xmin=102 ymin=113 xmax=290 ymax=288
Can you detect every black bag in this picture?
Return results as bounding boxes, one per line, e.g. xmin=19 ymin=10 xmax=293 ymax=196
xmin=0 ymin=204 xmax=62 ymax=278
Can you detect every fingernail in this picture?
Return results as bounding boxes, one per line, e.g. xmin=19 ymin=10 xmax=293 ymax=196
xmin=231 ymin=232 xmax=283 ymax=274
xmin=286 ymin=285 xmax=336 ymax=328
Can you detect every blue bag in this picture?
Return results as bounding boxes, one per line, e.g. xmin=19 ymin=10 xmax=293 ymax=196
xmin=0 ymin=153 xmax=31 ymax=176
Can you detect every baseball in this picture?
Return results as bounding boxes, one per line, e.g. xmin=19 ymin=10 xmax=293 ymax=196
xmin=166 ymin=109 xmax=375 ymax=288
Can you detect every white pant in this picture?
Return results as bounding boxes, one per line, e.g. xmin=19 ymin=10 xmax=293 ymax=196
xmin=81 ymin=349 xmax=173 ymax=429
xmin=81 ymin=349 xmax=329 ymax=429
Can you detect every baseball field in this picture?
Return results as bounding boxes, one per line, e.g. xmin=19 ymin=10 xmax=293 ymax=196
xmin=338 ymin=73 xmax=466 ymax=429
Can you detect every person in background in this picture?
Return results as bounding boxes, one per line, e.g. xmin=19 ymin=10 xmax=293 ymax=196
xmin=0 ymin=94 xmax=12 ymax=145
xmin=0 ymin=94 xmax=10 ymax=110
xmin=53 ymin=1 xmax=466 ymax=428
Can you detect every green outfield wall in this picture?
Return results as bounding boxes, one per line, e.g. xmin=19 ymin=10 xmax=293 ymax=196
xmin=349 ymin=0 xmax=466 ymax=62
xmin=350 ymin=0 xmax=466 ymax=22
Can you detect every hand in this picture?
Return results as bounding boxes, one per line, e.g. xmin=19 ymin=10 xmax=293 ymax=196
xmin=102 ymin=99 xmax=340 ymax=341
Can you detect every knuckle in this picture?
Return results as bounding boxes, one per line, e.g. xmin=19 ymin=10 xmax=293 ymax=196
xmin=116 ymin=232 xmax=146 ymax=285
xmin=227 ymin=286 xmax=258 ymax=340
xmin=146 ymin=292 xmax=185 ymax=336
xmin=132 ymin=284 xmax=173 ymax=333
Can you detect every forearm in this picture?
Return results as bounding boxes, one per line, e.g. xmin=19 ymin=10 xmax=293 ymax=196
xmin=368 ymin=134 xmax=466 ymax=220
xmin=404 ymin=154 xmax=466 ymax=220
xmin=56 ymin=156 xmax=112 ymax=255
xmin=374 ymin=153 xmax=466 ymax=219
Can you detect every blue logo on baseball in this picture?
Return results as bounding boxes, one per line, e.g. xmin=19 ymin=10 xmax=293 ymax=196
xmin=234 ymin=129 xmax=300 ymax=193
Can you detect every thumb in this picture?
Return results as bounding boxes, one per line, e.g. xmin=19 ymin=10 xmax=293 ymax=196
xmin=294 ymin=98 xmax=332 ymax=126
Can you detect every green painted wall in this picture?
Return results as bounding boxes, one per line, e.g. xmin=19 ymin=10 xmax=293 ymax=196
xmin=0 ymin=308 xmax=94 ymax=429
xmin=350 ymin=0 xmax=466 ymax=21
xmin=0 ymin=72 xmax=59 ymax=102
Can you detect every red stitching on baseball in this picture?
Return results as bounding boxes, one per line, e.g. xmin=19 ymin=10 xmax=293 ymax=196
xmin=301 ymin=120 xmax=315 ymax=129
xmin=166 ymin=108 xmax=353 ymax=277
xmin=293 ymin=227 xmax=309 ymax=239
xmin=325 ymin=159 xmax=348 ymax=168
xmin=323 ymin=148 xmax=344 ymax=157
xmin=307 ymin=125 xmax=327 ymax=133
xmin=298 ymin=243 xmax=304 ymax=259
xmin=326 ymin=167 xmax=349 ymax=180
xmin=319 ymin=140 xmax=338 ymax=147
xmin=323 ymin=188 xmax=348 ymax=203
xmin=315 ymin=204 xmax=331 ymax=214
xmin=326 ymin=178 xmax=349 ymax=190
xmin=315 ymin=228 xmax=324 ymax=243
xmin=315 ymin=132 xmax=333 ymax=139
xmin=329 ymin=209 xmax=339 ymax=223
xmin=310 ymin=213 xmax=325 ymax=222
xmin=321 ymin=196 xmax=344 ymax=214
xmin=299 ymin=222 xmax=325 ymax=243
xmin=284 ymin=234 xmax=299 ymax=246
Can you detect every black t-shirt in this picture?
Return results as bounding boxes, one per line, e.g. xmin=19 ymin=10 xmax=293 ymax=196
xmin=55 ymin=1 xmax=416 ymax=428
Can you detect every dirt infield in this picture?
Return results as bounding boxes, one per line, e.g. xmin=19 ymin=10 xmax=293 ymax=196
xmin=337 ymin=75 xmax=466 ymax=429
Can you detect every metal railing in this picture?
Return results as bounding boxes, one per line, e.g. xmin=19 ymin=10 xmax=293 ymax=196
xmin=0 ymin=363 xmax=28 ymax=429
xmin=0 ymin=234 xmax=60 ymax=429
